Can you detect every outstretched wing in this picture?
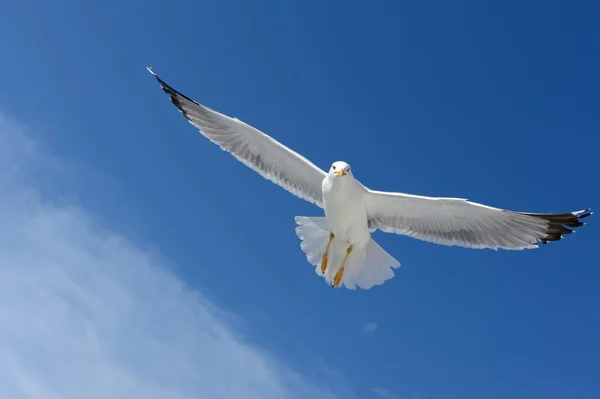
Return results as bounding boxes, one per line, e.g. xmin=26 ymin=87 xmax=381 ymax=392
xmin=366 ymin=189 xmax=591 ymax=250
xmin=148 ymin=67 xmax=327 ymax=207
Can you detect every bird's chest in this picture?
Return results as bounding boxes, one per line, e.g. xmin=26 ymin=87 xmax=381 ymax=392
xmin=322 ymin=177 xmax=369 ymax=242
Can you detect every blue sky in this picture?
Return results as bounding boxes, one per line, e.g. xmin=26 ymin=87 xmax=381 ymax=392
xmin=1 ymin=1 xmax=598 ymax=398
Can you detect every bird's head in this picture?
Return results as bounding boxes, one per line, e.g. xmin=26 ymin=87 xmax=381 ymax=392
xmin=329 ymin=161 xmax=352 ymax=178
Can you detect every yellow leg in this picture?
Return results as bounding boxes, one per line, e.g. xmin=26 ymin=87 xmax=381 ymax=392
xmin=333 ymin=244 xmax=353 ymax=287
xmin=320 ymin=233 xmax=334 ymax=274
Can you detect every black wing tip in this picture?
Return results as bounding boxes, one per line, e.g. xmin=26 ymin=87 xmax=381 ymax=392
xmin=146 ymin=67 xmax=177 ymax=95
xmin=577 ymin=208 xmax=593 ymax=219
xmin=524 ymin=208 xmax=592 ymax=244
xmin=146 ymin=67 xmax=203 ymax=123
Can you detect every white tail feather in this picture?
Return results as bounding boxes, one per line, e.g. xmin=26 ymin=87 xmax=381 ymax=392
xmin=294 ymin=216 xmax=400 ymax=290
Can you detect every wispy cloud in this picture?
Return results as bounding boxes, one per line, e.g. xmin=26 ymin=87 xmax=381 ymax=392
xmin=0 ymin=114 xmax=341 ymax=399
xmin=373 ymin=386 xmax=400 ymax=399
xmin=363 ymin=322 xmax=378 ymax=334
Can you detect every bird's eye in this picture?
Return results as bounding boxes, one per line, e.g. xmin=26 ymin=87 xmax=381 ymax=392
xmin=332 ymin=165 xmax=336 ymax=170
xmin=346 ymin=168 xmax=350 ymax=173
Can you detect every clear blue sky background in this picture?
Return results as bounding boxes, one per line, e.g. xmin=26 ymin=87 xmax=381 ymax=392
xmin=1 ymin=1 xmax=598 ymax=398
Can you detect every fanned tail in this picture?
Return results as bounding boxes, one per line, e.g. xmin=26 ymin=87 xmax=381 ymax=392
xmin=294 ymin=216 xmax=400 ymax=290
xmin=294 ymin=216 xmax=330 ymax=267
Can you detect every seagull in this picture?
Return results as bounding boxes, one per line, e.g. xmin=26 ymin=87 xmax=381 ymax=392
xmin=147 ymin=67 xmax=591 ymax=290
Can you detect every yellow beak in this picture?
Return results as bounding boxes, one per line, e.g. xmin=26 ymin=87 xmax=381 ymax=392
xmin=335 ymin=170 xmax=346 ymax=177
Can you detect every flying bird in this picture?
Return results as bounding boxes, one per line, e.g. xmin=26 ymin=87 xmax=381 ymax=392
xmin=147 ymin=67 xmax=591 ymax=290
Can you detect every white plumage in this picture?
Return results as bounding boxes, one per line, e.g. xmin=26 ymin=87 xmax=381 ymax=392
xmin=148 ymin=68 xmax=591 ymax=290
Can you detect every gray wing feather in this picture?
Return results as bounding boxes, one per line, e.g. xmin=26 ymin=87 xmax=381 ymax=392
xmin=366 ymin=190 xmax=591 ymax=250
xmin=148 ymin=68 xmax=326 ymax=207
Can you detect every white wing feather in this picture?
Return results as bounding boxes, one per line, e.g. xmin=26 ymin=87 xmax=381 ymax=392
xmin=148 ymin=68 xmax=327 ymax=207
xmin=366 ymin=190 xmax=591 ymax=250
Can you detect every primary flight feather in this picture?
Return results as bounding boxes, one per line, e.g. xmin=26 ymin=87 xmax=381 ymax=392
xmin=147 ymin=67 xmax=591 ymax=290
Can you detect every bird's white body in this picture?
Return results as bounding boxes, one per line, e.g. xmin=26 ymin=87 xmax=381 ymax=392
xmin=322 ymin=169 xmax=369 ymax=246
xmin=148 ymin=67 xmax=591 ymax=290
xmin=296 ymin=161 xmax=401 ymax=289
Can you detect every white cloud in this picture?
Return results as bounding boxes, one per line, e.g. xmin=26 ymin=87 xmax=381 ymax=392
xmin=0 ymin=114 xmax=341 ymax=399
xmin=373 ymin=386 xmax=400 ymax=399
xmin=363 ymin=322 xmax=378 ymax=334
